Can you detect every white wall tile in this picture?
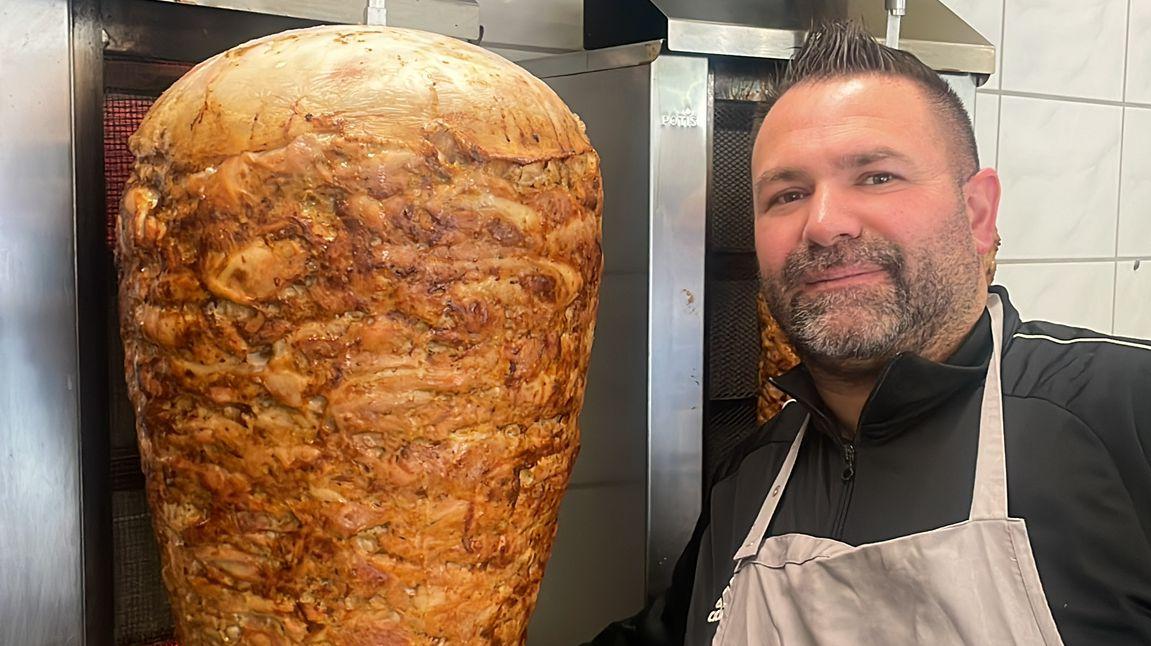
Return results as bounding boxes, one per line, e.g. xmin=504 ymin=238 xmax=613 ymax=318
xmin=996 ymin=96 xmax=1122 ymax=259
xmin=1128 ymin=0 xmax=1151 ymax=104
xmin=941 ymin=0 xmax=1004 ymax=88
xmin=974 ymin=91 xmax=1000 ymax=168
xmin=1001 ymin=0 xmax=1127 ymax=100
xmin=995 ymin=262 xmax=1115 ymax=332
xmin=1119 ymin=107 xmax=1151 ymax=256
xmin=1114 ymin=259 xmax=1151 ymax=339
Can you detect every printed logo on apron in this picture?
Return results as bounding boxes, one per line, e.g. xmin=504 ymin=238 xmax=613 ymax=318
xmin=707 ymin=575 xmax=735 ymax=624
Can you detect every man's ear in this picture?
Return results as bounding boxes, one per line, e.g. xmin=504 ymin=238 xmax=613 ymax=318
xmin=963 ymin=168 xmax=1001 ymax=255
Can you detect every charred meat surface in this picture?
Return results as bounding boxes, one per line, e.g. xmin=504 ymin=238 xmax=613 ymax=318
xmin=117 ymin=26 xmax=602 ymax=645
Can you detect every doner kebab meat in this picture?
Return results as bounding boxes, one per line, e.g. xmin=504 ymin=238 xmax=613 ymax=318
xmin=116 ymin=26 xmax=602 ymax=645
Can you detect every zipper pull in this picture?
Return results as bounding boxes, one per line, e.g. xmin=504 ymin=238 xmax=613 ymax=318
xmin=841 ymin=442 xmax=856 ymax=481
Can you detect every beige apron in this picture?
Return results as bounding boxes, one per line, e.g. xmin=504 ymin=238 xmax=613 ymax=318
xmin=711 ymin=294 xmax=1064 ymax=646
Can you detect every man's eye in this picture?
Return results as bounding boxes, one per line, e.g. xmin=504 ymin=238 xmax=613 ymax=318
xmin=863 ymin=172 xmax=896 ymax=185
xmin=771 ymin=190 xmax=807 ymax=206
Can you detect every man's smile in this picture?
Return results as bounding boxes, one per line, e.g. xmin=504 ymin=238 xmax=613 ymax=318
xmin=800 ymin=266 xmax=888 ymax=292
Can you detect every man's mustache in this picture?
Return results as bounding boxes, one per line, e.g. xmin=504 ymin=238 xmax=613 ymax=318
xmin=780 ymin=240 xmax=905 ymax=289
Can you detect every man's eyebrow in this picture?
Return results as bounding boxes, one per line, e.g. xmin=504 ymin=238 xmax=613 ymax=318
xmin=753 ymin=147 xmax=912 ymax=189
xmin=753 ymin=168 xmax=808 ymax=193
xmin=836 ymin=147 xmax=913 ymax=169
xmin=752 ymin=147 xmax=915 ymax=199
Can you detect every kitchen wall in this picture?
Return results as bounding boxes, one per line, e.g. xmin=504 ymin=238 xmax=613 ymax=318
xmin=944 ymin=0 xmax=1151 ymax=338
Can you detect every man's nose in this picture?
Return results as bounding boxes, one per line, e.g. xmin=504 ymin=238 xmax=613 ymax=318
xmin=802 ymin=186 xmax=862 ymax=248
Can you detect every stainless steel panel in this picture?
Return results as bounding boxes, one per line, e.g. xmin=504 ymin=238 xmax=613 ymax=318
xmin=0 ymin=0 xmax=84 ymax=644
xmin=528 ymin=484 xmax=647 ymax=644
xmin=570 ymin=273 xmax=649 ymax=487
xmin=528 ymin=63 xmax=652 ymax=639
xmin=145 ymin=0 xmax=480 ymax=37
xmin=478 ymin=0 xmax=582 ymax=52
xmin=651 ymin=0 xmax=820 ymax=29
xmin=667 ymin=18 xmax=804 ymax=61
xmin=660 ymin=0 xmax=995 ymax=76
xmin=103 ymin=0 xmax=323 ymax=63
xmin=72 ymin=0 xmax=115 ymax=642
xmin=647 ymin=54 xmax=708 ymax=591
xmin=544 ymin=65 xmax=652 ymax=484
xmin=899 ymin=39 xmax=995 ymax=78
xmin=366 ymin=0 xmax=480 ymax=39
xmin=485 ymin=45 xmax=576 ymax=63
xmin=144 ymin=0 xmax=363 ymax=22
xmin=520 ymin=40 xmax=662 ymax=79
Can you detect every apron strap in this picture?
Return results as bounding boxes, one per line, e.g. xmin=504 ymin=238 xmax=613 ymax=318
xmin=969 ymin=293 xmax=1009 ymax=521
xmin=733 ymin=416 xmax=810 ymax=561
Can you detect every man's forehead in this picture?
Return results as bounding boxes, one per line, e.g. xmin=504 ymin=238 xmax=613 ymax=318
xmin=765 ymin=75 xmax=934 ymax=127
xmin=753 ymin=76 xmax=943 ymax=167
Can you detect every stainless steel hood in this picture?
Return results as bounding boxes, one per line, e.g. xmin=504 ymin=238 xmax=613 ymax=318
xmin=142 ymin=0 xmax=481 ymax=40
xmin=584 ymin=0 xmax=995 ymax=77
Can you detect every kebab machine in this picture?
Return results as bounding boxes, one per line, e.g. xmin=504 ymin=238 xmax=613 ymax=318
xmin=0 ymin=0 xmax=991 ymax=643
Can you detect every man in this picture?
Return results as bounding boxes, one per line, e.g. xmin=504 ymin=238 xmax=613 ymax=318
xmin=590 ymin=21 xmax=1151 ymax=646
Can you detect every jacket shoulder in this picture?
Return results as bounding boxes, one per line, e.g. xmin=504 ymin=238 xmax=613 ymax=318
xmin=710 ymin=401 xmax=806 ymax=489
xmin=1004 ymin=319 xmax=1151 ymax=452
xmin=1006 ymin=319 xmax=1151 ymax=398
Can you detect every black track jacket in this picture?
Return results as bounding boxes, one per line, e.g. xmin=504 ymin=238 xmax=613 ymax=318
xmin=590 ymin=287 xmax=1151 ymax=645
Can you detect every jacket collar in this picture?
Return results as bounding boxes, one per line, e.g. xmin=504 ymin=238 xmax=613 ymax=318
xmin=769 ymin=286 xmax=1021 ymax=442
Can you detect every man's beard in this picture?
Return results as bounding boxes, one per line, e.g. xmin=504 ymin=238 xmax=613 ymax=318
xmin=760 ymin=211 xmax=982 ymax=376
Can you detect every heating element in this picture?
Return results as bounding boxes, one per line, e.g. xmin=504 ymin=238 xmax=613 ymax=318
xmin=104 ymin=89 xmax=178 ymax=646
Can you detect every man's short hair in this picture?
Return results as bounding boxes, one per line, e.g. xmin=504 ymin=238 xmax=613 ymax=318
xmin=756 ymin=21 xmax=980 ymax=181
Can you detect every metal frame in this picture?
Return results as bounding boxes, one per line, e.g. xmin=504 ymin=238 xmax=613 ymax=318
xmin=645 ymin=54 xmax=709 ymax=591
xmin=136 ymin=0 xmax=479 ymax=39
xmin=666 ymin=18 xmax=804 ymax=61
xmin=102 ymin=0 xmax=324 ymax=63
xmin=1 ymin=1 xmax=86 ymax=643
xmin=527 ymin=49 xmax=710 ymax=602
xmin=664 ymin=17 xmax=995 ymax=77
xmin=581 ymin=0 xmax=996 ymax=78
xmin=519 ymin=40 xmax=663 ymax=79
xmin=73 ymin=0 xmax=116 ymax=642
xmin=143 ymin=0 xmax=364 ymax=23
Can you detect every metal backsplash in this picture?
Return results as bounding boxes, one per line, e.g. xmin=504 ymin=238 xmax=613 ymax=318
xmin=1 ymin=0 xmax=85 ymax=644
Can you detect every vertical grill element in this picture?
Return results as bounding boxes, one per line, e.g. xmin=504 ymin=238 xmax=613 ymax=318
xmin=104 ymin=91 xmax=176 ymax=646
xmin=113 ymin=490 xmax=175 ymax=646
xmin=708 ymin=101 xmax=758 ymax=253
xmin=703 ymin=99 xmax=768 ymax=485
xmin=707 ymin=279 xmax=761 ymax=401
xmin=104 ymin=94 xmax=155 ymax=251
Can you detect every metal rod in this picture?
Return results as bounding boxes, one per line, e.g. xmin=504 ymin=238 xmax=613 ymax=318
xmin=885 ymin=13 xmax=902 ymax=47
xmin=885 ymin=0 xmax=907 ymax=48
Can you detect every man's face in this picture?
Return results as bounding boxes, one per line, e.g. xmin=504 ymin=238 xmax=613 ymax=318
xmin=752 ymin=75 xmax=989 ymax=373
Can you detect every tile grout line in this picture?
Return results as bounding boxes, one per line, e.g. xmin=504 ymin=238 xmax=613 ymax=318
xmin=993 ymin=0 xmax=1006 ymax=167
xmin=992 ymin=93 xmax=1001 ymax=168
xmin=1114 ymin=0 xmax=1133 ymax=334
xmin=980 ymin=88 xmax=1151 ymax=110
xmin=998 ymin=256 xmax=1151 ymax=265
xmin=1113 ymin=258 xmax=1121 ymax=335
